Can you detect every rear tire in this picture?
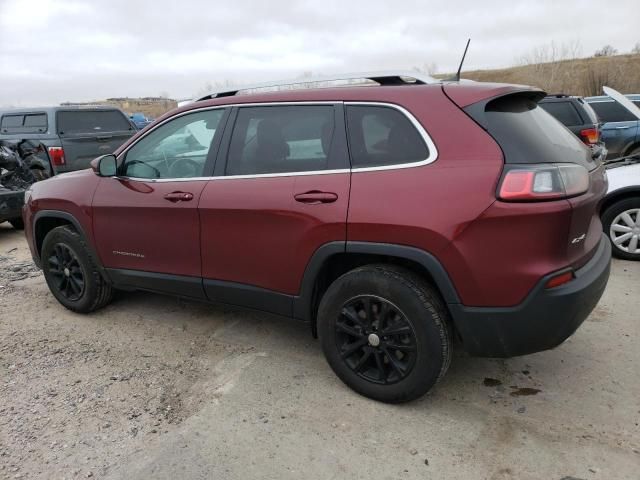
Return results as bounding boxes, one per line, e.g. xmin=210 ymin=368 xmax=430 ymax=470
xmin=9 ymin=218 xmax=24 ymax=230
xmin=602 ymin=197 xmax=640 ymax=261
xmin=41 ymin=226 xmax=114 ymax=312
xmin=317 ymin=264 xmax=452 ymax=403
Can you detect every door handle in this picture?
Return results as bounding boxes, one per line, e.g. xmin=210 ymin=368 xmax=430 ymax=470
xmin=614 ymin=126 xmax=631 ymax=129
xmin=164 ymin=191 xmax=194 ymax=202
xmin=294 ymin=191 xmax=338 ymax=204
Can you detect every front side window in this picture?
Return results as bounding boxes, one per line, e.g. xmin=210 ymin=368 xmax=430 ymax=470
xmin=226 ymin=105 xmax=335 ymax=175
xmin=123 ymin=109 xmax=224 ymax=179
xmin=346 ymin=105 xmax=428 ymax=168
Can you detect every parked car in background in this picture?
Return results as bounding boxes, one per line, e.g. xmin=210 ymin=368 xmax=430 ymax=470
xmin=23 ymin=72 xmax=611 ymax=403
xmin=539 ymin=94 xmax=606 ymax=161
xmin=0 ymin=106 xmax=136 ymax=174
xmin=597 ymin=88 xmax=640 ymax=261
xmin=585 ymin=94 xmax=640 ymax=159
xmin=129 ymin=112 xmax=153 ymax=130
xmin=603 ymin=155 xmax=640 ymax=260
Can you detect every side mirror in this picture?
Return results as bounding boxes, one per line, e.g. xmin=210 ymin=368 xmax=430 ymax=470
xmin=91 ymin=154 xmax=117 ymax=177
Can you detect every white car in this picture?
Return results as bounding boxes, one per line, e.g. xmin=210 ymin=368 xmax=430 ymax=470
xmin=601 ymin=87 xmax=640 ymax=261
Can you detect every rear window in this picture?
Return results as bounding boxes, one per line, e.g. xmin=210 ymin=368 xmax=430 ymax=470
xmin=588 ymin=101 xmax=637 ymax=123
xmin=467 ymin=93 xmax=592 ymax=168
xmin=539 ymin=101 xmax=582 ymax=127
xmin=1 ymin=113 xmax=48 ymax=134
xmin=57 ymin=110 xmax=133 ymax=135
xmin=346 ymin=105 xmax=428 ymax=168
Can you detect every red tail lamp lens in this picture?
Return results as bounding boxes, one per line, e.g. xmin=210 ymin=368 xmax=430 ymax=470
xmin=48 ymin=147 xmax=65 ymax=166
xmin=579 ymin=128 xmax=599 ymax=145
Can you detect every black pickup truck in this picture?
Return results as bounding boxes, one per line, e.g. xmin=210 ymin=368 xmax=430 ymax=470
xmin=0 ymin=106 xmax=136 ymax=174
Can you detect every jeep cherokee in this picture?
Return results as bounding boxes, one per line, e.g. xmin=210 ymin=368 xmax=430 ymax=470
xmin=23 ymin=72 xmax=611 ymax=403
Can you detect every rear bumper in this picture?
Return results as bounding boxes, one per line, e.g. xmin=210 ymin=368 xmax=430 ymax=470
xmin=0 ymin=188 xmax=24 ymax=222
xmin=450 ymin=233 xmax=611 ymax=357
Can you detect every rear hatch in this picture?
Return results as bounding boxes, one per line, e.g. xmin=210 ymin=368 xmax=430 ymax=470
xmin=446 ymin=85 xmax=607 ymax=267
xmin=55 ymin=109 xmax=135 ymax=173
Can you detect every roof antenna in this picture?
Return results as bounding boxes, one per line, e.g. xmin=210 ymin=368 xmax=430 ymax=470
xmin=448 ymin=38 xmax=471 ymax=81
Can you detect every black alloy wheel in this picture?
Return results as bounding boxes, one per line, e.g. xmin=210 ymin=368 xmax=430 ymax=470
xmin=47 ymin=243 xmax=86 ymax=301
xmin=336 ymin=295 xmax=417 ymax=385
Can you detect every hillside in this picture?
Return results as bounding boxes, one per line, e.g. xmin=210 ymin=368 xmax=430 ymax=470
xmin=455 ymin=53 xmax=640 ymax=96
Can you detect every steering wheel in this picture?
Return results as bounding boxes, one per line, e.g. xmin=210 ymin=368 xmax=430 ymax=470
xmin=168 ymin=158 xmax=202 ymax=178
xmin=125 ymin=160 xmax=161 ymax=178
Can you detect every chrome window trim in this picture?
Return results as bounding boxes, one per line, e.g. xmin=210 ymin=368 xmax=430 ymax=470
xmin=115 ymin=101 xmax=437 ymax=182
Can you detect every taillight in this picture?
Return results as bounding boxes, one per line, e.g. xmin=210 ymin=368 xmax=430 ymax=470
xmin=579 ymin=128 xmax=599 ymax=145
xmin=498 ymin=164 xmax=589 ymax=201
xmin=48 ymin=147 xmax=65 ymax=166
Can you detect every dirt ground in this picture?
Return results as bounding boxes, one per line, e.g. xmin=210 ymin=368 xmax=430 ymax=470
xmin=0 ymin=221 xmax=638 ymax=480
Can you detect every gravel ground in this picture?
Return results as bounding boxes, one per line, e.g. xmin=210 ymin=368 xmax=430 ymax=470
xmin=0 ymin=222 xmax=638 ymax=480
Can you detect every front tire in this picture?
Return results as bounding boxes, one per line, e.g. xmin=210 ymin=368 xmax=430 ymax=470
xmin=602 ymin=197 xmax=640 ymax=261
xmin=41 ymin=226 xmax=114 ymax=312
xmin=317 ymin=265 xmax=452 ymax=403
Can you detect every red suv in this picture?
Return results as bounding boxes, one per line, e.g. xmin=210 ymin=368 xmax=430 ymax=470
xmin=23 ymin=73 xmax=611 ymax=403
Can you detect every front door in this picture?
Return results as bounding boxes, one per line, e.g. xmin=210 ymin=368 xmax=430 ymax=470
xmin=198 ymin=103 xmax=351 ymax=315
xmin=92 ymin=108 xmax=229 ymax=297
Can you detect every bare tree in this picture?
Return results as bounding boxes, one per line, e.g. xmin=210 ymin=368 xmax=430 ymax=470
xmin=632 ymin=42 xmax=640 ymax=54
xmin=594 ymin=45 xmax=618 ymax=57
xmin=516 ymin=40 xmax=583 ymax=93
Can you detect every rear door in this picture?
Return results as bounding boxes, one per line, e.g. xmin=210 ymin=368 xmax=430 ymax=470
xmin=56 ymin=109 xmax=136 ymax=173
xmin=198 ymin=103 xmax=350 ymax=315
xmin=587 ymin=99 xmax=639 ymax=158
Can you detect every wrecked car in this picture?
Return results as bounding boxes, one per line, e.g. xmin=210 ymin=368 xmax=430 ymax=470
xmin=0 ymin=139 xmax=51 ymax=229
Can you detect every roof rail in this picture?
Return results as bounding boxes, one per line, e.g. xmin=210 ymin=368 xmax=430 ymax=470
xmin=196 ymin=71 xmax=437 ymax=101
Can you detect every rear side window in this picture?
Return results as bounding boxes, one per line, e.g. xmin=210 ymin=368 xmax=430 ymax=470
xmin=346 ymin=105 xmax=428 ymax=168
xmin=588 ymin=101 xmax=637 ymax=123
xmin=467 ymin=93 xmax=592 ymax=168
xmin=1 ymin=113 xmax=48 ymax=134
xmin=57 ymin=110 xmax=133 ymax=135
xmin=226 ymin=105 xmax=335 ymax=175
xmin=539 ymin=101 xmax=582 ymax=127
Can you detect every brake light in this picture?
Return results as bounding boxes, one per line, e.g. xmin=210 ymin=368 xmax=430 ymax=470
xmin=545 ymin=271 xmax=574 ymax=289
xmin=579 ymin=128 xmax=599 ymax=145
xmin=498 ymin=164 xmax=589 ymax=201
xmin=48 ymin=147 xmax=65 ymax=166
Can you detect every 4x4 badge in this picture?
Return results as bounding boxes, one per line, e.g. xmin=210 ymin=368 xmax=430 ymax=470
xmin=571 ymin=234 xmax=586 ymax=244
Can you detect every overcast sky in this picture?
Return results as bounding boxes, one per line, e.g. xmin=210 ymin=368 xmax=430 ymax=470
xmin=0 ymin=0 xmax=638 ymax=107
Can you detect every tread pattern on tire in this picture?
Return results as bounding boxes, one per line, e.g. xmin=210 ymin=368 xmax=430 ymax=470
xmin=364 ymin=264 xmax=453 ymax=386
xmin=318 ymin=263 xmax=453 ymax=403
